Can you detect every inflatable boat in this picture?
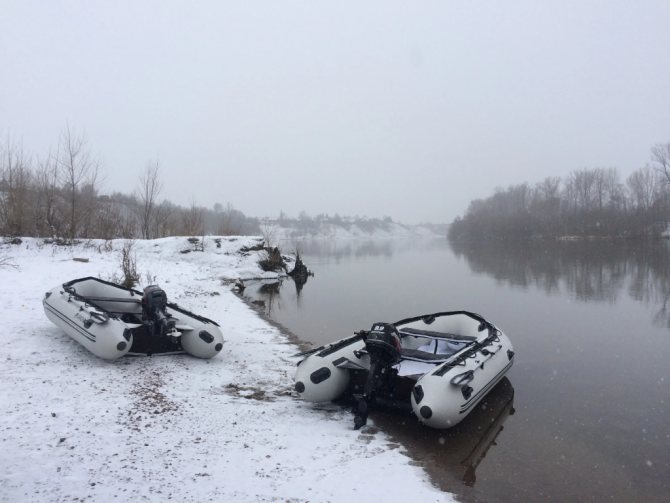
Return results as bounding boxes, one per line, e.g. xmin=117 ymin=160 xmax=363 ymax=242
xmin=43 ymin=277 xmax=224 ymax=360
xmin=294 ymin=311 xmax=514 ymax=429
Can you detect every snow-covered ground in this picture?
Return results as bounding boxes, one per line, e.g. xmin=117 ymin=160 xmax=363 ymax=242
xmin=0 ymin=237 xmax=450 ymax=502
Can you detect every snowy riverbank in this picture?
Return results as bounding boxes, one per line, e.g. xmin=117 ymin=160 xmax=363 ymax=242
xmin=0 ymin=237 xmax=450 ymax=502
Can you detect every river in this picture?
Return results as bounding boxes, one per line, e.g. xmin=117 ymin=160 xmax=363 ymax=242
xmin=242 ymin=237 xmax=670 ymax=502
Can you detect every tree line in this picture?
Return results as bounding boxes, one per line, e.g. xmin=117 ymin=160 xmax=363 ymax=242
xmin=276 ymin=211 xmax=396 ymax=234
xmin=448 ymin=142 xmax=670 ymax=240
xmin=1 ymin=128 xmax=419 ymax=242
xmin=0 ymin=128 xmax=260 ymax=240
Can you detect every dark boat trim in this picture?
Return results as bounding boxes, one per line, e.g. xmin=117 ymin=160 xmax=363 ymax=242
xmin=393 ymin=310 xmax=493 ymax=332
xmin=459 ymin=359 xmax=514 ymax=414
xmin=43 ymin=301 xmax=96 ymax=343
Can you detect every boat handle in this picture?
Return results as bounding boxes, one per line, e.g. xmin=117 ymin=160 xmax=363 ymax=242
xmin=480 ymin=344 xmax=501 ymax=356
xmin=89 ymin=311 xmax=109 ymax=324
xmin=450 ymin=370 xmax=474 ymax=386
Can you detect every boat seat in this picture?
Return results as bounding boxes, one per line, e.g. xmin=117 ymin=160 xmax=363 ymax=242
xmin=399 ymin=327 xmax=477 ymax=342
xmin=417 ymin=339 xmax=466 ymax=354
xmin=400 ymin=348 xmax=451 ymax=362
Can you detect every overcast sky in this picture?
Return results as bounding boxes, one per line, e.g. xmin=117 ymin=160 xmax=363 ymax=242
xmin=1 ymin=1 xmax=669 ymax=224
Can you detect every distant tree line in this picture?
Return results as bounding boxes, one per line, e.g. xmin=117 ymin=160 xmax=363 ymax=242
xmin=449 ymin=142 xmax=670 ymax=240
xmin=1 ymin=128 xmax=418 ymax=242
xmin=276 ymin=211 xmax=397 ymax=235
xmin=0 ymin=129 xmax=260 ymax=240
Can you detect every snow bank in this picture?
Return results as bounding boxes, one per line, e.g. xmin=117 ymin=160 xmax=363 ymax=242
xmin=0 ymin=237 xmax=450 ymax=502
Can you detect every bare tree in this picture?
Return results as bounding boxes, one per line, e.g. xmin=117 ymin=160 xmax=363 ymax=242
xmin=602 ymin=168 xmax=624 ymax=211
xmin=136 ymin=160 xmax=162 ymax=239
xmin=651 ymin=141 xmax=670 ymax=184
xmin=216 ymin=202 xmax=242 ymax=235
xmin=78 ymin=181 xmax=100 ymax=238
xmin=531 ymin=177 xmax=561 ymax=232
xmin=567 ymin=169 xmax=598 ymax=211
xmin=181 ymin=198 xmax=204 ymax=236
xmin=34 ymin=150 xmax=63 ymax=237
xmin=593 ymin=167 xmax=618 ymax=211
xmin=535 ymin=176 xmax=561 ymax=201
xmin=95 ymin=196 xmax=128 ymax=240
xmin=627 ymin=166 xmax=660 ymax=212
xmin=260 ymin=217 xmax=277 ymax=247
xmin=0 ymin=137 xmax=32 ymax=236
xmin=153 ymin=200 xmax=177 ymax=237
xmin=57 ymin=126 xmax=99 ymax=241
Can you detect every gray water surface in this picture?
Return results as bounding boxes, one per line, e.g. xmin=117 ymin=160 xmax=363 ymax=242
xmin=244 ymin=238 xmax=670 ymax=502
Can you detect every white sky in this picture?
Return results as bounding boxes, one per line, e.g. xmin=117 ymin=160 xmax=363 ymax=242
xmin=1 ymin=1 xmax=669 ymax=223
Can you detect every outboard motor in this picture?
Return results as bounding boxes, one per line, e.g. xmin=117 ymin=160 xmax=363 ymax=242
xmin=354 ymin=322 xmax=402 ymax=429
xmin=142 ymin=285 xmax=177 ymax=338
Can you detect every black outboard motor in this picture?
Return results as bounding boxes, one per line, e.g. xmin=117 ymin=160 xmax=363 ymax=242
xmin=142 ymin=285 xmax=176 ymax=337
xmin=354 ymin=322 xmax=402 ymax=429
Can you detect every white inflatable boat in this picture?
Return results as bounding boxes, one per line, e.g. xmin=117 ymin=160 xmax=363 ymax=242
xmin=294 ymin=311 xmax=514 ymax=429
xmin=43 ymin=277 xmax=224 ymax=360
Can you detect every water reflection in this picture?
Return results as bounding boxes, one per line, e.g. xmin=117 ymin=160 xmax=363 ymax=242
xmin=245 ymin=279 xmax=285 ymax=315
xmin=279 ymin=238 xmax=394 ymax=262
xmin=372 ymin=377 xmax=515 ymax=495
xmin=450 ymin=239 xmax=670 ymax=327
xmin=279 ymin=237 xmax=447 ymax=263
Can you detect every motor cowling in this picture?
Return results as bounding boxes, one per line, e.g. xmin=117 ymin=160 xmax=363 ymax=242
xmin=364 ymin=322 xmax=401 ymax=365
xmin=142 ymin=285 xmax=176 ymax=337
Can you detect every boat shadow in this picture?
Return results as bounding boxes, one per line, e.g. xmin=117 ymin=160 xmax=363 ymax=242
xmin=368 ymin=377 xmax=515 ymax=494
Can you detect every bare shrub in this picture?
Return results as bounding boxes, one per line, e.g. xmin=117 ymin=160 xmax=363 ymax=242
xmin=258 ymin=246 xmax=285 ymax=272
xmin=119 ymin=240 xmax=139 ymax=288
xmin=145 ymin=270 xmax=157 ymax=286
xmin=185 ymin=236 xmax=204 ymax=252
xmin=260 ymin=218 xmax=277 ymax=247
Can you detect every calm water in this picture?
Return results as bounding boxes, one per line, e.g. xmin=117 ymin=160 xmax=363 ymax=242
xmin=243 ymin=238 xmax=670 ymax=502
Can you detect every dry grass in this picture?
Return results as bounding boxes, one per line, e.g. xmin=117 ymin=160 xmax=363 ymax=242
xmin=0 ymin=255 xmax=18 ymax=270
